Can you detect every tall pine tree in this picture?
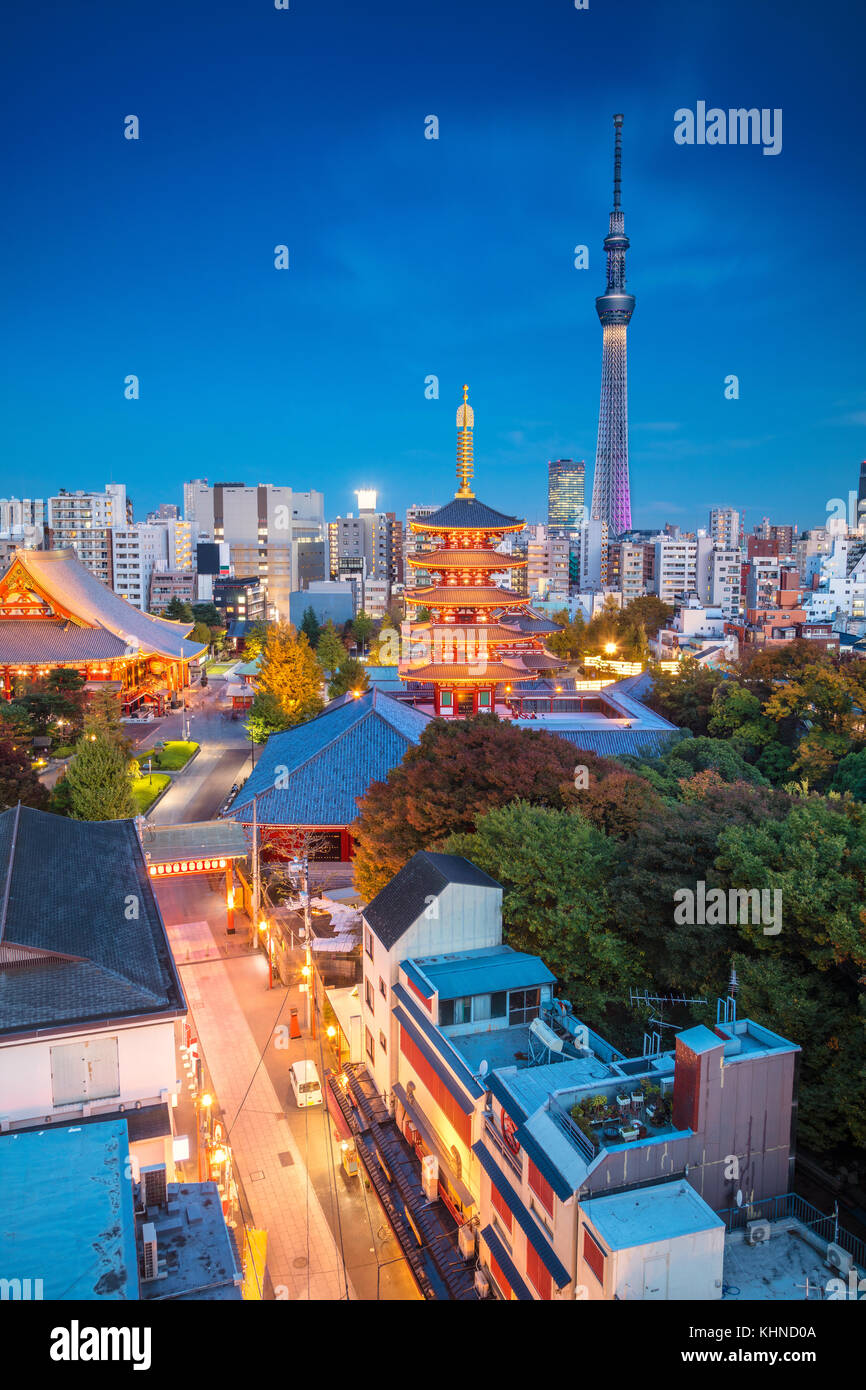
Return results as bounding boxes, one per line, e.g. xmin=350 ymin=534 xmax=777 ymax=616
xmin=65 ymin=733 xmax=135 ymax=821
xmin=316 ymin=620 xmax=348 ymax=676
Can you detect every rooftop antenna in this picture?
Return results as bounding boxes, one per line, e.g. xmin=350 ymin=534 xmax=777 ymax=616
xmin=628 ymin=988 xmax=708 ymax=1049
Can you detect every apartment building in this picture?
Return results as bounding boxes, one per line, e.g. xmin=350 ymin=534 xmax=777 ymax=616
xmin=0 ymin=808 xmax=187 ymax=1182
xmin=334 ymin=851 xmax=803 ymax=1301
xmin=47 ymin=483 xmax=128 ymax=586
xmin=526 ymin=526 xmax=570 ymax=599
xmin=710 ymin=546 xmax=743 ymax=619
xmin=708 ymin=507 xmax=741 ymax=549
xmin=652 ymin=536 xmax=713 ymax=605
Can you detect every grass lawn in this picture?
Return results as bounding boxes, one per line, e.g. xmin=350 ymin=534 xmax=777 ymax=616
xmin=206 ymin=661 xmax=237 ymax=674
xmin=53 ymin=744 xmax=76 ymax=759
xmin=151 ymin=740 xmax=199 ymax=771
xmin=131 ymin=773 xmax=171 ymax=813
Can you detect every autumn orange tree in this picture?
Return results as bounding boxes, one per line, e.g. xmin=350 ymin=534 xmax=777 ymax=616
xmin=351 ymin=715 xmax=629 ymax=899
xmin=248 ymin=621 xmax=323 ymax=741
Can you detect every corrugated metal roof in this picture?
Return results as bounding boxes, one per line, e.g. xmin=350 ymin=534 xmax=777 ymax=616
xmin=140 ymin=820 xmax=250 ymax=864
xmin=553 ymin=729 xmax=680 ymax=757
xmin=419 ymin=949 xmax=555 ymax=1000
xmin=481 ymin=1225 xmax=534 ymax=1299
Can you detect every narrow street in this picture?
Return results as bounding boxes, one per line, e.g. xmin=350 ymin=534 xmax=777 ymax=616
xmin=137 ymin=676 xmax=255 ymax=824
xmin=155 ymin=873 xmax=419 ymax=1301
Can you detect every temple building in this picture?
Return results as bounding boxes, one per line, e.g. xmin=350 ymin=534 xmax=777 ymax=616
xmin=400 ymin=387 xmax=563 ymax=715
xmin=0 ymin=548 xmax=206 ymax=714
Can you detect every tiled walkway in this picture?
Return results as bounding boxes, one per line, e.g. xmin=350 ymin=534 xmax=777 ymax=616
xmin=174 ymin=921 xmax=355 ymax=1301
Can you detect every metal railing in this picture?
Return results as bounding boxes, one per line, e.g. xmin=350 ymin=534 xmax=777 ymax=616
xmin=483 ymin=1116 xmax=523 ymax=1179
xmin=717 ymin=1191 xmax=866 ymax=1269
xmin=546 ymin=1094 xmax=597 ymax=1162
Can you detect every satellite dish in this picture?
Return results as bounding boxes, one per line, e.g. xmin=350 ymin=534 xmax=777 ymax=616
xmin=478 ymin=1060 xmax=489 ymax=1078
xmin=735 ymin=1189 xmax=743 ymax=1208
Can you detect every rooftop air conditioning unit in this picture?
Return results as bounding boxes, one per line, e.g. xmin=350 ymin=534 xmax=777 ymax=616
xmin=826 ymin=1243 xmax=853 ymax=1276
xmin=421 ymin=1154 xmax=439 ymax=1202
xmin=141 ymin=1163 xmax=168 ymax=1210
xmin=746 ymin=1220 xmax=771 ymax=1245
xmin=141 ymin=1223 xmax=158 ymax=1282
xmin=474 ymin=1268 xmax=490 ymax=1298
xmin=458 ymin=1224 xmax=476 ymax=1259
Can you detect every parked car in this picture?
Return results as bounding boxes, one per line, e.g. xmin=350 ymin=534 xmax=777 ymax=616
xmin=289 ymin=1059 xmax=322 ymax=1108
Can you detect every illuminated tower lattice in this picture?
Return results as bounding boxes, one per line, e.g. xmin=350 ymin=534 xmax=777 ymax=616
xmin=590 ymin=113 xmax=634 ymax=537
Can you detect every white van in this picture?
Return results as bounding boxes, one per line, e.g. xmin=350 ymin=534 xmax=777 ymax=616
xmin=289 ymin=1059 xmax=323 ymax=1108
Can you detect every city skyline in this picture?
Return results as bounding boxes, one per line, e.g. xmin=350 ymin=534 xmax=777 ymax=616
xmin=1 ymin=0 xmax=865 ymax=535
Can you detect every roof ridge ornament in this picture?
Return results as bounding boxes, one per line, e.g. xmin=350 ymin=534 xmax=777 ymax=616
xmin=455 ymin=384 xmax=475 ymax=499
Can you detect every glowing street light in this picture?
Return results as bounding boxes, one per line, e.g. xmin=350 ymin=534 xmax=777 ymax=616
xmin=604 ymin=642 xmax=617 ymax=655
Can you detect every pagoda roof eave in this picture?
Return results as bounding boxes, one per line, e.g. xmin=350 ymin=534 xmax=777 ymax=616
xmin=406 ymin=585 xmax=529 ymax=607
xmin=406 ymin=550 xmax=525 ymax=570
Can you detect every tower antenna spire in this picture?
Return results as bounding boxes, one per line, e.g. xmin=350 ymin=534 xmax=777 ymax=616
xmin=612 ymin=112 xmax=623 ymax=210
xmin=590 ymin=114 xmax=635 ymax=537
xmin=455 ymin=383 xmax=475 ymax=498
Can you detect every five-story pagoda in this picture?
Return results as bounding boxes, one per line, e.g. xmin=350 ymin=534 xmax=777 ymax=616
xmin=400 ymin=386 xmax=562 ymax=715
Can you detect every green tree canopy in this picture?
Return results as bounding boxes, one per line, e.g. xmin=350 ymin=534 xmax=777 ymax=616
xmin=352 ymin=611 xmax=375 ymax=651
xmin=64 ymin=733 xmax=135 ymax=821
xmin=328 ymin=658 xmax=370 ymax=701
xmin=351 ymin=716 xmax=614 ymax=899
xmin=316 ymin=620 xmax=348 ymax=675
xmin=243 ymin=621 xmax=270 ymax=659
xmin=300 ymin=605 xmax=321 ymax=647
xmin=0 ymin=739 xmax=50 ymax=812
xmin=644 ymin=659 xmax=726 ymax=735
xmin=192 ymin=601 xmax=221 ymax=627
xmin=445 ymin=803 xmax=641 ymax=1024
xmin=165 ymin=596 xmax=194 ymax=623
xmin=246 ymin=689 xmax=293 ymax=744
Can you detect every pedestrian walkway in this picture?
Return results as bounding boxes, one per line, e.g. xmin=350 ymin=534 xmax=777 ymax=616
xmin=174 ymin=920 xmax=356 ymax=1300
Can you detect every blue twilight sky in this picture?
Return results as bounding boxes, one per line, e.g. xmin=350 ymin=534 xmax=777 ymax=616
xmin=1 ymin=0 xmax=864 ymax=534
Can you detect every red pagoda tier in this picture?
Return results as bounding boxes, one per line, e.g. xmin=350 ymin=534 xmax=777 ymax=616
xmin=399 ymin=386 xmax=564 ymax=715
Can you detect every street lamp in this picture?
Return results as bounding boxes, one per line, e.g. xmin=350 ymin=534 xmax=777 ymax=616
xmin=604 ymin=642 xmax=617 ymax=655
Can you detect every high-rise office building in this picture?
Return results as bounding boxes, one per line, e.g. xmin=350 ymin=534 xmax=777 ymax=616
xmin=590 ymin=115 xmax=635 ymax=537
xmin=547 ymin=460 xmax=586 ymax=537
xmin=184 ymin=481 xmax=325 ymax=618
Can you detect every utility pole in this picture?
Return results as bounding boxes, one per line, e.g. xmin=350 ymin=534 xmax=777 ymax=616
xmin=252 ymin=796 xmax=260 ymax=938
xmin=293 ymin=853 xmax=315 ymax=1036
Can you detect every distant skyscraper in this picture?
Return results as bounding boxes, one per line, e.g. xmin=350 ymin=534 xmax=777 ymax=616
xmin=858 ymin=462 xmax=866 ymax=526
xmin=547 ymin=460 xmax=586 ymax=536
xmin=590 ymin=114 xmax=634 ymax=538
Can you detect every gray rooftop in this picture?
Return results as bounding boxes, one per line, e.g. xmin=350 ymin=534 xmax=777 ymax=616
xmin=0 ymin=807 xmax=185 ymax=1036
xmin=364 ymin=851 xmax=502 ymax=951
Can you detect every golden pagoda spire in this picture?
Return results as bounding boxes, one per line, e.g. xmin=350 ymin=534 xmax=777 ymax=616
xmin=455 ymin=383 xmax=475 ymax=498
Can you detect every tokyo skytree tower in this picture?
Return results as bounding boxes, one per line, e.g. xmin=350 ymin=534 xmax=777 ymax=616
xmin=590 ymin=113 xmax=634 ymax=536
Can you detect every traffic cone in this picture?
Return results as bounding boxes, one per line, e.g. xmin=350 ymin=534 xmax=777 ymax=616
xmin=289 ymin=1008 xmax=301 ymax=1040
